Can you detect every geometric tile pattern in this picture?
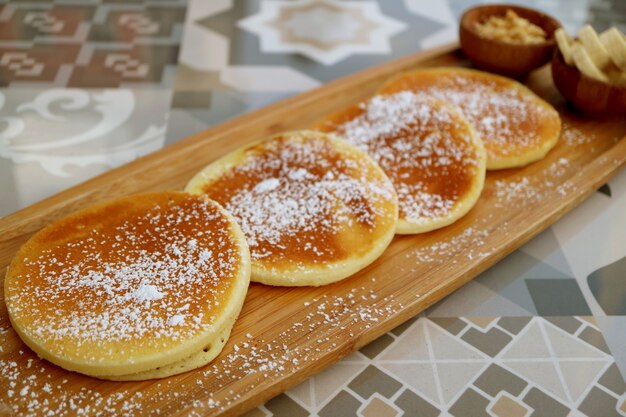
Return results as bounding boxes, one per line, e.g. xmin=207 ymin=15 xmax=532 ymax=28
xmin=426 ymin=248 xmax=592 ymax=318
xmin=0 ymin=1 xmax=185 ymax=215
xmin=2 ymin=1 xmax=626 ymax=416
xmin=598 ymin=183 xmax=612 ymax=197
xmin=243 ymin=316 xmax=626 ymax=417
xmin=0 ymin=87 xmax=171 ymax=210
xmin=588 ymin=256 xmax=626 ymax=315
xmin=0 ymin=1 xmax=186 ymax=88
xmin=526 ymin=279 xmax=592 ymax=316
xmin=238 ymin=0 xmax=407 ymax=65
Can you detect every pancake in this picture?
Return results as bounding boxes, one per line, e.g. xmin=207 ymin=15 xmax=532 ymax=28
xmin=378 ymin=67 xmax=562 ymax=170
xmin=102 ymin=316 xmax=233 ymax=381
xmin=315 ymin=92 xmax=486 ymax=234
xmin=4 ymin=192 xmax=250 ymax=379
xmin=185 ymin=130 xmax=398 ymax=287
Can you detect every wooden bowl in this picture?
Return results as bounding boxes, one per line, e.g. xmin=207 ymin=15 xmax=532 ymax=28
xmin=551 ymin=48 xmax=626 ymax=116
xmin=460 ymin=4 xmax=562 ymax=76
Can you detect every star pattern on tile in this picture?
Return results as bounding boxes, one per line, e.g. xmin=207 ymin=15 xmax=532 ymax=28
xmin=238 ymin=0 xmax=407 ymax=65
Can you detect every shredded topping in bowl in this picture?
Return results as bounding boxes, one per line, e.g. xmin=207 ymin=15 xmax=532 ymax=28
xmin=475 ymin=9 xmax=547 ymax=45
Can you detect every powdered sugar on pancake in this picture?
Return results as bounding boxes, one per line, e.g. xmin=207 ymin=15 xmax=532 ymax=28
xmin=381 ymin=72 xmax=558 ymax=160
xmin=8 ymin=195 xmax=245 ymax=347
xmin=202 ymin=133 xmax=397 ymax=266
xmin=323 ymin=92 xmax=482 ymax=225
xmin=422 ymin=76 xmax=534 ymax=152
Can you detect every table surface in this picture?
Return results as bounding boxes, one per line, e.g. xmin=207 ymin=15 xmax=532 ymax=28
xmin=1 ymin=0 xmax=625 ymax=416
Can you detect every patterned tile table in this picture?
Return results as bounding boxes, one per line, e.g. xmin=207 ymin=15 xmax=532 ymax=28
xmin=1 ymin=1 xmax=625 ymax=416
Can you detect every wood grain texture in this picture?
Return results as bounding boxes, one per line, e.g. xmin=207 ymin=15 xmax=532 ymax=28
xmin=1 ymin=43 xmax=626 ymax=416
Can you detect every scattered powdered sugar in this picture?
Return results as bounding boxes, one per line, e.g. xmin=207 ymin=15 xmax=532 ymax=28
xmin=406 ymin=226 xmax=493 ymax=265
xmin=494 ymin=177 xmax=540 ymax=207
xmin=561 ymin=122 xmax=597 ymax=146
xmin=0 ymin=350 xmax=145 ymax=417
xmin=1 ymin=286 xmax=406 ymax=416
xmin=494 ymin=157 xmax=574 ymax=208
xmin=547 ymin=157 xmax=570 ymax=179
xmin=189 ymin=289 xmax=405 ymax=411
xmin=205 ymin=133 xmax=396 ymax=263
xmin=324 ymin=92 xmax=481 ymax=224
xmin=8 ymin=195 xmax=244 ymax=351
xmin=1 ymin=140 xmax=591 ymax=415
xmin=398 ymin=190 xmax=455 ymax=222
xmin=388 ymin=73 xmax=551 ymax=157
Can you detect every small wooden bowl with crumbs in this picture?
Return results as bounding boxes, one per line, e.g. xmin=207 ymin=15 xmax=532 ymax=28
xmin=551 ymin=48 xmax=626 ymax=116
xmin=460 ymin=4 xmax=562 ymax=76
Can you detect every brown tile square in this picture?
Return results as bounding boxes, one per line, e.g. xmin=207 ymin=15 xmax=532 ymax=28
xmin=578 ymin=327 xmax=611 ymax=354
xmin=430 ymin=317 xmax=467 ymax=335
xmin=359 ymin=334 xmax=394 ymax=359
xmin=464 ymin=317 xmax=497 ymax=331
xmin=319 ymin=390 xmax=361 ymax=417
xmin=579 ymin=386 xmax=621 ymax=417
xmin=461 ymin=327 xmax=512 ymax=357
xmin=88 ymin=6 xmax=186 ymax=43
xmin=360 ymin=396 xmax=399 ymax=417
xmin=0 ymin=44 xmax=80 ymax=86
xmin=489 ymin=393 xmax=530 ymax=417
xmin=265 ymin=394 xmax=308 ymax=417
xmin=68 ymin=45 xmax=179 ymax=88
xmin=241 ymin=408 xmax=268 ymax=417
xmin=449 ymin=388 xmax=490 ymax=417
xmin=523 ymin=388 xmax=568 ymax=417
xmin=348 ymin=366 xmax=402 ymax=400
xmin=172 ymin=91 xmax=213 ymax=108
xmin=497 ymin=317 xmax=531 ymax=335
xmin=474 ymin=364 xmax=527 ymax=397
xmin=390 ymin=317 xmax=417 ymax=336
xmin=544 ymin=316 xmax=582 ymax=334
xmin=0 ymin=5 xmax=95 ymax=41
xmin=394 ymin=389 xmax=439 ymax=417
xmin=598 ymin=363 xmax=626 ymax=396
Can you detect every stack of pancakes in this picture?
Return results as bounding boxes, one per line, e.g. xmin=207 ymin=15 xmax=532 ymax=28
xmin=4 ymin=67 xmax=561 ymax=380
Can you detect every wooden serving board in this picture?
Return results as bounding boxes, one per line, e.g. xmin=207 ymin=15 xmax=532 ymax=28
xmin=1 ymin=43 xmax=626 ymax=417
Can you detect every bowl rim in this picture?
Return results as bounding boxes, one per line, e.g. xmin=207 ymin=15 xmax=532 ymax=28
xmin=460 ymin=3 xmax=561 ymax=48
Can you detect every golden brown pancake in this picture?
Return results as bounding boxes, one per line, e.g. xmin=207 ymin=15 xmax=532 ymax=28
xmin=186 ymin=131 xmax=398 ymax=286
xmin=102 ymin=315 xmax=234 ymax=381
xmin=378 ymin=67 xmax=562 ymax=170
xmin=315 ymin=92 xmax=486 ymax=234
xmin=4 ymin=192 xmax=250 ymax=379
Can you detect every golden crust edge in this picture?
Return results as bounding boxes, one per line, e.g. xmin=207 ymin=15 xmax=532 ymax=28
xmin=395 ymin=100 xmax=487 ymax=234
xmin=4 ymin=192 xmax=251 ymax=377
xmin=185 ymin=130 xmax=399 ymax=287
xmin=377 ymin=66 xmax=563 ymax=171
xmin=97 ymin=313 xmax=237 ymax=381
